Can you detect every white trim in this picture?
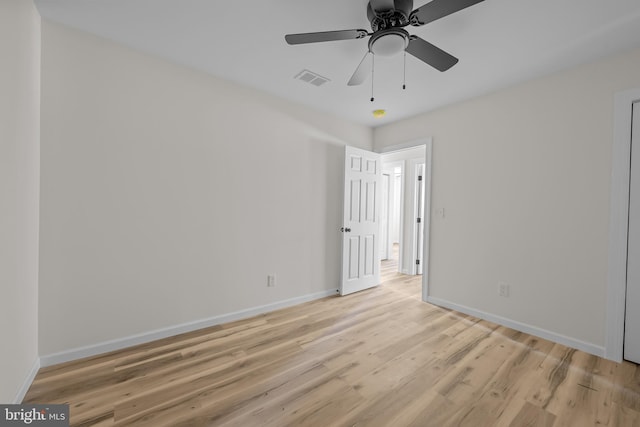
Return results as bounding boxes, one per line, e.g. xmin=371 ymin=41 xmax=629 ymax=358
xmin=40 ymin=289 xmax=337 ymax=367
xmin=376 ymin=138 xmax=430 ymax=154
xmin=606 ymin=88 xmax=640 ymax=362
xmin=14 ymin=358 xmax=40 ymax=403
xmin=398 ymin=161 xmax=406 ymax=275
xmin=422 ymin=141 xmax=433 ymax=303
xmin=407 ymin=159 xmax=424 ymax=276
xmin=427 ymin=296 xmax=605 ymax=357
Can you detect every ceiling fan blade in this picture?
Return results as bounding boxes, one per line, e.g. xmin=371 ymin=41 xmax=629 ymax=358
xmin=410 ymin=0 xmax=485 ymax=26
xmin=348 ymin=52 xmax=373 ymax=86
xmin=285 ymin=29 xmax=369 ymax=45
xmin=370 ymin=0 xmax=396 ymax=15
xmin=406 ymin=36 xmax=458 ymax=71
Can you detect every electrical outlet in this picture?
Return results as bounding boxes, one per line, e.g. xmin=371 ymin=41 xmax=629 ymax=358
xmin=267 ymin=275 xmax=276 ymax=287
xmin=499 ymin=283 xmax=510 ymax=297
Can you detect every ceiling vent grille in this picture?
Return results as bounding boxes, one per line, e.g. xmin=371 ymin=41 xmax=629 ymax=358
xmin=294 ymin=69 xmax=330 ymax=87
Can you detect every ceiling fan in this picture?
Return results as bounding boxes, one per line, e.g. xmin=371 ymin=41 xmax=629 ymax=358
xmin=285 ymin=0 xmax=485 ymax=86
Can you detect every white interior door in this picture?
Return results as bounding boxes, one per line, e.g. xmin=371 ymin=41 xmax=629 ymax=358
xmin=625 ymin=101 xmax=640 ymax=364
xmin=341 ymin=146 xmax=381 ymax=296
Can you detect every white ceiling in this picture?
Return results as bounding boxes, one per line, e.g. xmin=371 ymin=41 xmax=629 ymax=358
xmin=34 ymin=0 xmax=640 ymax=127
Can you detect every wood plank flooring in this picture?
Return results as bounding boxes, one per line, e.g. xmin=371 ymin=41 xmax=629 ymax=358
xmin=24 ymin=253 xmax=640 ymax=426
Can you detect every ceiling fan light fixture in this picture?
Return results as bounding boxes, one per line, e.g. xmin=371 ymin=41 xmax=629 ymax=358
xmin=369 ymin=29 xmax=409 ymax=57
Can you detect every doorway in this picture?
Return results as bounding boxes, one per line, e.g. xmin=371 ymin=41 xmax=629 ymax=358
xmin=339 ymin=139 xmax=432 ymax=300
xmin=380 ymin=146 xmax=427 ymax=275
xmin=380 ymin=163 xmax=403 ymax=270
xmin=379 ymin=141 xmax=431 ymax=301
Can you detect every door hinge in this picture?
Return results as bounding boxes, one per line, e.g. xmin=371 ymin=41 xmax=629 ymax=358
xmin=417 ymin=217 xmax=421 ymax=223
xmin=418 ymin=175 xmax=423 ymax=181
xmin=416 ymin=259 xmax=420 ymax=265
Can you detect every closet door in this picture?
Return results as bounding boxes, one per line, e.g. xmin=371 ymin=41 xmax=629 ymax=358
xmin=625 ymin=101 xmax=640 ymax=364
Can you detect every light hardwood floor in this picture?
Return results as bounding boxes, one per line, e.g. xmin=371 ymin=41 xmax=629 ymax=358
xmin=25 ymin=253 xmax=640 ymax=426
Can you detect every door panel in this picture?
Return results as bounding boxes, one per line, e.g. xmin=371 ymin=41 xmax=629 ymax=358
xmin=347 ymin=237 xmax=359 ymax=279
xmin=341 ymin=146 xmax=381 ymax=295
xmin=364 ymin=234 xmax=375 ymax=276
xmin=350 ymin=180 xmax=361 ymax=221
xmin=626 ymin=101 xmax=640 ymax=364
xmin=365 ymin=181 xmax=376 ymax=221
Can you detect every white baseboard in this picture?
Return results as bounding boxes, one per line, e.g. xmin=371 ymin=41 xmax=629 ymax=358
xmin=41 ymin=289 xmax=338 ymax=367
xmin=427 ymin=296 xmax=605 ymax=358
xmin=14 ymin=357 xmax=40 ymax=403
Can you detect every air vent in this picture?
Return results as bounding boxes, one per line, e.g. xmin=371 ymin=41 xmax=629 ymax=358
xmin=294 ymin=69 xmax=331 ymax=87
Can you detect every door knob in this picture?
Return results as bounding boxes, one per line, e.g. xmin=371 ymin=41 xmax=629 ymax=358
xmin=341 ymin=227 xmax=351 ymax=233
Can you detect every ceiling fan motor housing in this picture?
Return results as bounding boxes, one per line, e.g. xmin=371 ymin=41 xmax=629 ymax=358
xmin=367 ymin=0 xmax=414 ymax=31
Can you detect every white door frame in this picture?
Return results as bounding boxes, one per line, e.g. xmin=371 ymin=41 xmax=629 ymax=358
xmin=606 ymin=88 xmax=640 ymax=362
xmin=415 ymin=163 xmax=425 ymax=276
xmin=377 ymin=138 xmax=433 ymax=303
xmin=404 ymin=158 xmax=426 ymax=276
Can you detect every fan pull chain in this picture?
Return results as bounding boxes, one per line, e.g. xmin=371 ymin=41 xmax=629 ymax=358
xmin=403 ymin=51 xmax=407 ymax=90
xmin=370 ymin=54 xmax=375 ymax=102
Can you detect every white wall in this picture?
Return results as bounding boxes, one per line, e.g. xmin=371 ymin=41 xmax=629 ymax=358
xmin=374 ymin=47 xmax=640 ymax=353
xmin=0 ymin=0 xmax=40 ymax=403
xmin=39 ymin=21 xmax=372 ymax=357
